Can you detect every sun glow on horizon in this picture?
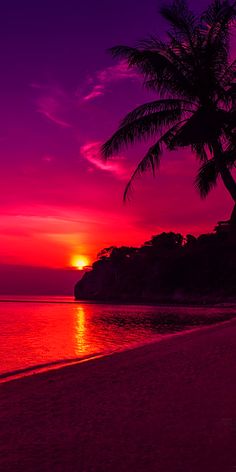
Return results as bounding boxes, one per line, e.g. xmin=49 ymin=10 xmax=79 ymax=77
xmin=71 ymin=255 xmax=90 ymax=270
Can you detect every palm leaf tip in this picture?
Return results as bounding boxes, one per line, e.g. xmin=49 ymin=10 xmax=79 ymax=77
xmin=120 ymin=99 xmax=187 ymax=127
xmin=102 ymin=108 xmax=183 ymax=162
xmin=160 ymin=0 xmax=196 ymax=32
xmin=109 ymin=45 xmax=137 ymax=61
xmin=191 ymin=143 xmax=208 ymax=162
xmin=202 ymin=0 xmax=236 ymax=25
xmin=101 ymin=133 xmax=124 ymax=158
xmin=123 ymin=140 xmax=162 ymax=202
xmin=101 ymin=140 xmax=113 ymax=159
xmin=123 ymin=180 xmax=133 ymax=203
xmin=195 ymin=159 xmax=218 ymax=198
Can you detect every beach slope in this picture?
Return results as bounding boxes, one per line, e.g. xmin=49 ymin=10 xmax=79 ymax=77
xmin=0 ymin=320 xmax=236 ymax=471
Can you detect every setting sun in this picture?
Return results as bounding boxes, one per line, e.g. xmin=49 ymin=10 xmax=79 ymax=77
xmin=71 ymin=255 xmax=90 ymax=270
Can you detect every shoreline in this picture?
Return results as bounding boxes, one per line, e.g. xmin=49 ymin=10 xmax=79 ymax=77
xmin=74 ymin=296 xmax=236 ymax=306
xmin=1 ymin=316 xmax=235 ymax=385
xmin=0 ymin=296 xmax=236 ymax=307
xmin=1 ymin=318 xmax=236 ymax=471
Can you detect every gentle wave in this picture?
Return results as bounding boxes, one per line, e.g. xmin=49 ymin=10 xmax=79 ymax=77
xmin=0 ymin=353 xmax=105 ymax=383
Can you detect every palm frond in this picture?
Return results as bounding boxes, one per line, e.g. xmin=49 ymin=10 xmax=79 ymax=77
xmin=195 ymin=143 xmax=236 ymax=198
xmin=160 ymin=0 xmax=197 ymax=43
xmin=195 ymin=158 xmax=219 ymax=197
xmin=123 ymin=141 xmax=162 ymax=201
xmin=224 ymin=109 xmax=236 ymax=128
xmin=120 ymin=99 xmax=193 ymax=126
xmin=202 ymin=1 xmax=236 ymax=74
xmin=223 ymin=144 xmax=236 ymax=167
xmin=202 ymin=1 xmax=236 ymax=39
xmin=219 ymin=60 xmax=236 ymax=90
xmin=138 ymin=35 xmax=194 ymax=75
xmin=171 ymin=107 xmax=227 ymax=146
xmin=161 ymin=119 xmax=188 ymax=148
xmin=191 ymin=143 xmax=208 ymax=162
xmin=110 ymin=45 xmax=197 ymax=100
xmin=103 ymin=0 xmax=236 ymax=204
xmin=123 ymin=121 xmax=187 ymax=200
xmin=102 ymin=108 xmax=183 ymax=158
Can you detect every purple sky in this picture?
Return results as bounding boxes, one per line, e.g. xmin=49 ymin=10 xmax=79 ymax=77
xmin=0 ymin=0 xmax=234 ymax=294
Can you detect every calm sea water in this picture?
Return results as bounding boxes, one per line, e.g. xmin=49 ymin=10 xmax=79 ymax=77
xmin=0 ymin=296 xmax=235 ymax=380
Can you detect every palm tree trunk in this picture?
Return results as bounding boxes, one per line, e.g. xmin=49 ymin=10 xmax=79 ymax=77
xmin=218 ymin=163 xmax=236 ymax=226
xmin=230 ymin=203 xmax=236 ymax=226
xmin=213 ymin=140 xmax=236 ymax=226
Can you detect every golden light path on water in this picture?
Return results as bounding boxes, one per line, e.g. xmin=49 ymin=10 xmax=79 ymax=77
xmin=75 ymin=306 xmax=87 ymax=355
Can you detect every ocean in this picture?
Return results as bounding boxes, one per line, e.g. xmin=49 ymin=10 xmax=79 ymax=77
xmin=0 ymin=296 xmax=235 ymax=381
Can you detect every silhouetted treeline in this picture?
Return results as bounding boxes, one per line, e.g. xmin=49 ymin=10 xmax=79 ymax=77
xmin=74 ymin=230 xmax=236 ymax=303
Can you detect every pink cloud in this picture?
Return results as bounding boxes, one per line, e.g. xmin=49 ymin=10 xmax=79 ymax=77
xmin=97 ymin=61 xmax=139 ymax=82
xmin=82 ymin=60 xmax=140 ymax=102
xmin=32 ymin=84 xmax=72 ymax=128
xmin=83 ymin=85 xmax=105 ymax=101
xmin=80 ymin=141 xmax=129 ymax=178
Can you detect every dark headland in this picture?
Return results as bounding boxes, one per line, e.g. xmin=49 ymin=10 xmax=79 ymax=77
xmin=75 ymin=226 xmax=236 ymax=303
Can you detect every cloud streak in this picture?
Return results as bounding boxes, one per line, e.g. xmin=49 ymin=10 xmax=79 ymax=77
xmin=82 ymin=61 xmax=140 ymax=102
xmin=32 ymin=84 xmax=72 ymax=128
xmin=80 ymin=141 xmax=129 ymax=178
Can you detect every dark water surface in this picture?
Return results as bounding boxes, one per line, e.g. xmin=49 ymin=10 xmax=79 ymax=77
xmin=0 ymin=296 xmax=235 ymax=379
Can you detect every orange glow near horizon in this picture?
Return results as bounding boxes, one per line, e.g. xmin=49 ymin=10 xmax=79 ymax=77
xmin=1 ymin=0 xmax=236 ymax=289
xmin=71 ymin=255 xmax=90 ymax=270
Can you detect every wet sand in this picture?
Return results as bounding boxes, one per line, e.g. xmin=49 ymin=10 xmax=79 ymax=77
xmin=0 ymin=320 xmax=236 ymax=471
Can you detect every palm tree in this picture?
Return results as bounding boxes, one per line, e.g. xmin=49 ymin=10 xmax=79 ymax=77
xmin=102 ymin=0 xmax=236 ymax=226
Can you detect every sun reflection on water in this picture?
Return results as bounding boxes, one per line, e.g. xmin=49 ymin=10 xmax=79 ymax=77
xmin=75 ymin=306 xmax=88 ymax=355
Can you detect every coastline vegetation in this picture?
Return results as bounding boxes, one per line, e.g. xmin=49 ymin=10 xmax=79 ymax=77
xmin=75 ymin=227 xmax=236 ymax=302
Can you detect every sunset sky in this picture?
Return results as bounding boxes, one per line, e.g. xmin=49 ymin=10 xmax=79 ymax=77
xmin=0 ymin=0 xmax=235 ymax=293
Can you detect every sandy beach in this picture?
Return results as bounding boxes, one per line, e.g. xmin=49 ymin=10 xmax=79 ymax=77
xmin=0 ymin=320 xmax=236 ymax=472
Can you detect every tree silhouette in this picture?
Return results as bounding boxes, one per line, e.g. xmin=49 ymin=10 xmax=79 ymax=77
xmin=74 ymin=230 xmax=236 ymax=301
xmin=102 ymin=0 xmax=236 ymax=225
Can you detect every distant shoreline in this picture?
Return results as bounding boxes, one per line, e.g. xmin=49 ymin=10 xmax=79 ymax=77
xmin=0 ymin=295 xmax=235 ymax=307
